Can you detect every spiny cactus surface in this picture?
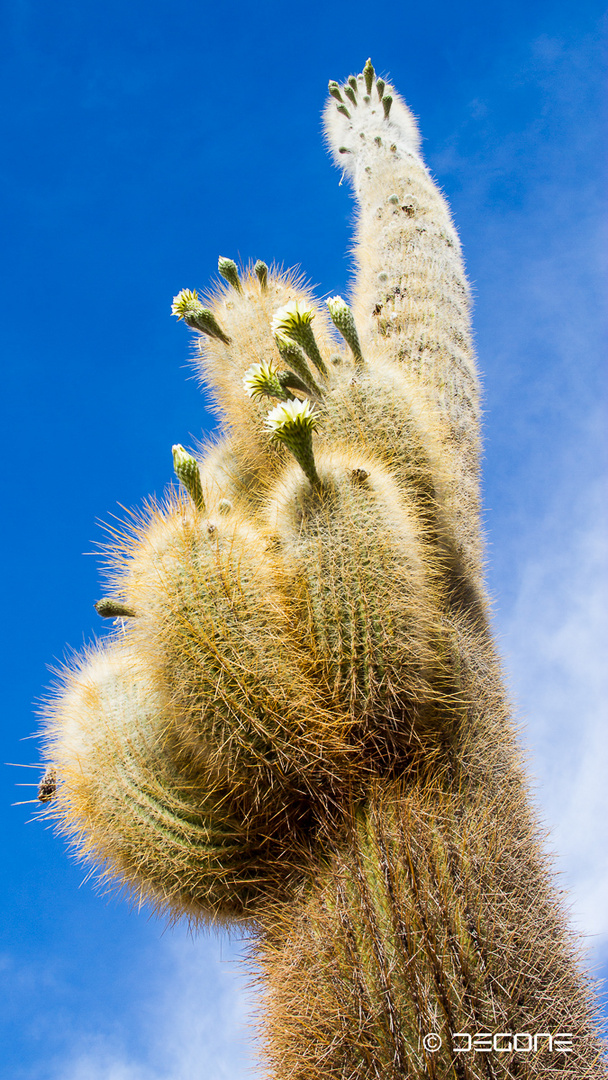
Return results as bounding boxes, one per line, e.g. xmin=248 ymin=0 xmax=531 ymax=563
xmin=36 ymin=59 xmax=607 ymax=1078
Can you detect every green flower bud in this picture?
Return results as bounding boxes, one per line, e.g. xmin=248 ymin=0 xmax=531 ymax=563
xmin=348 ymin=76 xmax=358 ymax=92
xmin=271 ymin=301 xmax=328 ymax=377
xmin=172 ymin=444 xmax=206 ymax=511
xmin=254 ymin=260 xmax=268 ymax=289
xmin=376 ymin=78 xmax=385 ymax=100
xmin=326 ymin=296 xmax=364 ymax=371
xmin=218 ymin=257 xmax=242 ymax=292
xmin=336 ymin=103 xmax=351 ymax=119
xmin=383 ymin=94 xmax=393 ymax=120
xmin=363 ymin=59 xmax=374 ymax=95
xmin=344 ymin=86 xmax=357 ymax=106
xmin=328 ymin=80 xmax=343 ymax=102
xmin=95 ymin=598 xmax=137 ymax=618
xmin=275 ymin=335 xmax=325 ymax=399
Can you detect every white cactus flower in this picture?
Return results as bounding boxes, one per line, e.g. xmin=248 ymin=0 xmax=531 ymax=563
xmin=326 ymin=295 xmax=349 ymax=318
xmin=264 ymin=397 xmax=318 ymax=435
xmin=171 ymin=289 xmax=199 ymax=319
xmin=243 ymin=362 xmax=278 ymax=398
xmin=271 ymin=300 xmax=315 ymax=338
xmin=242 ymin=362 xmax=287 ymax=401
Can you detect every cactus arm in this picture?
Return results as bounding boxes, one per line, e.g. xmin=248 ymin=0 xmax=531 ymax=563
xmin=324 ymin=67 xmax=483 ymax=588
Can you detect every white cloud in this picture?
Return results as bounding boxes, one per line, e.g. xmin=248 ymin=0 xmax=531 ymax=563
xmin=498 ymin=479 xmax=608 ymax=960
xmin=50 ymin=932 xmax=261 ymax=1080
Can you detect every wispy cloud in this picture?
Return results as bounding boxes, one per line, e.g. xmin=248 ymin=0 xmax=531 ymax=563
xmin=498 ymin=478 xmax=608 ymax=960
xmin=48 ymin=932 xmax=260 ymax=1080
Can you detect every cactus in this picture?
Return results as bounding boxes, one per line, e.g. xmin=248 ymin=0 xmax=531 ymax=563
xmin=36 ymin=60 xmax=607 ymax=1078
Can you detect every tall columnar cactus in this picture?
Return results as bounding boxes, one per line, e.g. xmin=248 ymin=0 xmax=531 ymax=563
xmin=37 ymin=62 xmax=606 ymax=1077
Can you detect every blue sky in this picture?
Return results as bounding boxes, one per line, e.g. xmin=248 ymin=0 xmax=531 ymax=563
xmin=1 ymin=1 xmax=606 ymax=1077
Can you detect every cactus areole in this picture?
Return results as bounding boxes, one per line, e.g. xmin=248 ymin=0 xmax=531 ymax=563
xmin=36 ymin=61 xmax=607 ymax=1078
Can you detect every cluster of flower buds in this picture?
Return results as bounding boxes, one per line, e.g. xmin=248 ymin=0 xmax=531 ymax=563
xmin=171 ymin=271 xmax=366 ymax=494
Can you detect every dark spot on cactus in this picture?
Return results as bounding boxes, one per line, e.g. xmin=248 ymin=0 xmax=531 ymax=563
xmin=38 ymin=767 xmax=56 ymax=803
xmin=338 ymin=147 xmax=351 ymax=155
xmin=402 ymin=202 xmax=417 ymax=216
xmin=372 ymin=304 xmax=383 ymax=316
xmin=350 ymin=469 xmax=369 ymax=484
xmin=207 ymin=522 xmax=217 ymax=537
